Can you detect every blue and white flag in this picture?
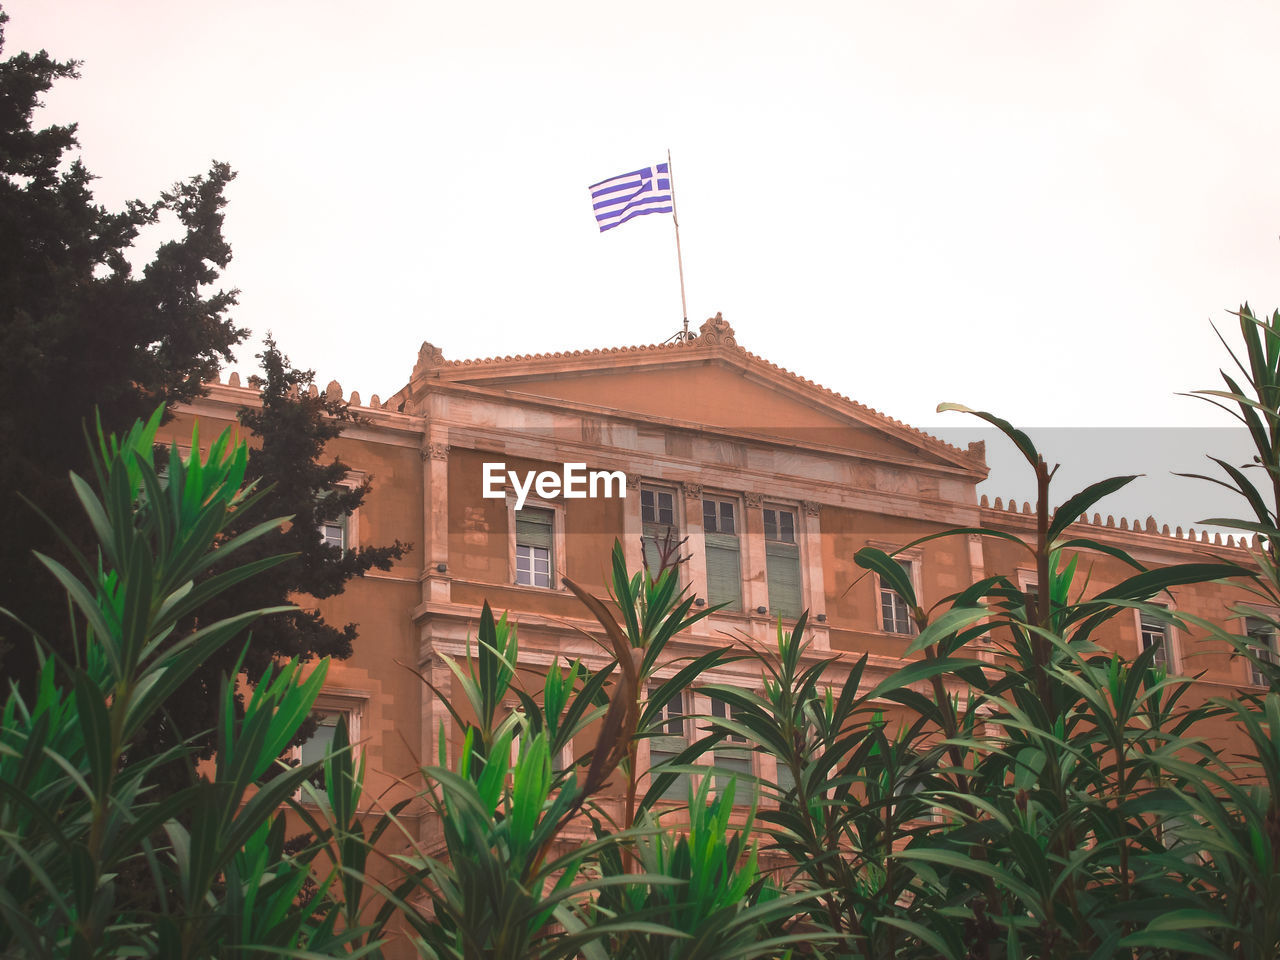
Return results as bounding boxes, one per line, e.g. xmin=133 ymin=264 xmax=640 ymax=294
xmin=589 ymin=163 xmax=672 ymax=232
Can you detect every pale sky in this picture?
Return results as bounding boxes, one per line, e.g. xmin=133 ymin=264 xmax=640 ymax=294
xmin=7 ymin=1 xmax=1279 ymax=528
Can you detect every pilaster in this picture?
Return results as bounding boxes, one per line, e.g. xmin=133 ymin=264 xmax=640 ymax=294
xmin=421 ymin=434 xmax=451 ymax=604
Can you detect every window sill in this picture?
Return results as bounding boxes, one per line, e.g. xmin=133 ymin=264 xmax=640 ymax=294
xmin=507 ymin=582 xmax=567 ymax=594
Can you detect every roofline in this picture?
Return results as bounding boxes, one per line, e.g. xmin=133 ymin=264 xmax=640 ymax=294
xmin=395 ymin=313 xmax=988 ymax=475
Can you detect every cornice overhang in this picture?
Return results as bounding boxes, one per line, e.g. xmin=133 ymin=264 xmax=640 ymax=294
xmin=397 ymin=313 xmax=988 ymax=480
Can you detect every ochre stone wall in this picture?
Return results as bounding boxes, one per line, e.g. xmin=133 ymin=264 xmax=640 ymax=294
xmin=165 ymin=322 xmax=1267 ymax=959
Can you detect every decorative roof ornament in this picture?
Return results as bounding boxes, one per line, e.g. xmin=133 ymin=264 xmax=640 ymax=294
xmin=697 ymin=312 xmax=736 ymax=346
xmin=413 ymin=341 xmax=447 ymax=380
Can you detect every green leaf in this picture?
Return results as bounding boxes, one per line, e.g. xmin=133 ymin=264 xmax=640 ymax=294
xmin=937 ymin=402 xmax=1039 ymax=467
xmin=1047 ymin=475 xmax=1138 ymax=544
xmin=854 ymin=547 xmax=915 ymax=606
xmin=904 ymin=605 xmax=991 ymax=655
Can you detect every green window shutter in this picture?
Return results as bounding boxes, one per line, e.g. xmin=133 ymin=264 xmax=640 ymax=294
xmin=704 ymin=532 xmax=742 ymax=611
xmin=516 ymin=508 xmax=553 ymax=549
xmin=642 ymin=521 xmax=667 ymax=574
xmin=765 ymin=540 xmax=802 ymax=620
xmin=650 ymin=741 xmax=691 ymax=800
xmin=774 ymin=760 xmax=796 ymax=796
xmin=712 ymin=745 xmax=752 ymax=795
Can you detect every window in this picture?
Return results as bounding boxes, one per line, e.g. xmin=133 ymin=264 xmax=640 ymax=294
xmin=702 ymin=497 xmax=742 ymax=612
xmin=762 ymin=508 xmax=795 ymax=544
xmin=709 ymin=695 xmax=748 ymax=742
xmin=1139 ymin=606 xmax=1171 ymax=670
xmin=316 ymin=474 xmax=365 ymax=554
xmin=294 ymin=704 xmax=362 ymax=796
xmin=763 ymin=505 xmax=802 ymax=620
xmin=515 ymin=507 xmax=554 ymax=587
xmin=641 ymin=485 xmax=679 ymax=575
xmin=319 ymin=516 xmax=347 ymax=552
xmin=774 ymin=759 xmax=796 ymax=796
xmin=880 ymin=560 xmax=915 ymax=635
xmin=709 ymin=695 xmax=752 ymax=794
xmin=551 ymin=742 xmax=572 ymax=776
xmin=1023 ymin=581 xmax=1040 ymax=619
xmin=1246 ymin=616 xmax=1277 ymax=687
xmin=299 ymin=713 xmax=341 ymax=789
xmin=703 ymin=497 xmax=735 ymax=534
xmin=649 ymin=688 xmax=691 ymax=800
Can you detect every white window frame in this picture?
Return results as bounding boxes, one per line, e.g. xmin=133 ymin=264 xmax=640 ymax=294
xmin=1242 ymin=611 xmax=1279 ymax=687
xmin=506 ymin=710 xmax=572 ymax=775
xmin=291 ymin=689 xmax=367 ymax=804
xmin=317 ymin=471 xmax=365 ymax=554
xmin=762 ymin=501 xmax=804 ymax=621
xmin=1015 ymin=568 xmax=1039 ymax=619
xmin=640 ymin=482 xmax=682 ymax=580
xmin=708 ymin=693 xmax=749 ymax=743
xmin=647 ymin=685 xmax=695 ymax=802
xmin=551 ymin=741 xmax=574 ymax=776
xmin=1136 ymin=601 xmax=1178 ymax=672
xmin=872 ymin=546 xmax=923 ymax=636
xmin=506 ymin=494 xmax=566 ymax=590
xmin=707 ymin=693 xmax=753 ymax=798
xmin=702 ymin=494 xmax=740 ymax=537
xmin=701 ymin=492 xmax=745 ymax=612
xmin=320 ymin=515 xmax=348 ymax=553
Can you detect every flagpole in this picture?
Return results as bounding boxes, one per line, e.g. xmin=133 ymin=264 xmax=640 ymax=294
xmin=668 ymin=149 xmax=689 ymax=341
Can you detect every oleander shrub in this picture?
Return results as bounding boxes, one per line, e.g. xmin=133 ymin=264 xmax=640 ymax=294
xmin=0 ymin=410 xmax=385 ymax=958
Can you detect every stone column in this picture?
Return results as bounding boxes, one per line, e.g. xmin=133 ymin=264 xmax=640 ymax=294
xmin=741 ymin=493 xmax=769 ymax=616
xmin=967 ymin=532 xmax=994 ymax=663
xmin=622 ymin=474 xmax=644 ymax=574
xmin=421 ymin=434 xmax=451 ymax=605
xmin=801 ymin=500 xmax=830 ymax=651
xmin=681 ymin=481 xmax=708 ymax=601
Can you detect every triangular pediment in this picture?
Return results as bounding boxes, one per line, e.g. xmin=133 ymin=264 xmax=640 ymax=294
xmin=402 ymin=318 xmax=981 ymax=475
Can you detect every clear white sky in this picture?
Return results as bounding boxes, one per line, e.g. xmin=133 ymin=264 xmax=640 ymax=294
xmin=7 ymin=1 xmax=1279 ymax=527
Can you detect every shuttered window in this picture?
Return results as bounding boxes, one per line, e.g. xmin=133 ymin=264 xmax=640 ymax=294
xmin=649 ymin=688 xmax=690 ymax=800
xmin=641 ymin=486 xmax=678 ymax=576
xmin=703 ymin=498 xmax=741 ymax=611
xmin=515 ymin=507 xmax=553 ymax=588
xmin=774 ymin=760 xmax=796 ymax=796
xmin=764 ymin=505 xmax=801 ymax=620
xmin=710 ymin=696 xmax=752 ymax=795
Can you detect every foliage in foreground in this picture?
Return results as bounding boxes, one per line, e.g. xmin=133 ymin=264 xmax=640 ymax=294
xmin=7 ymin=306 xmax=1280 ymax=960
xmin=135 ymin=336 xmax=411 ymax=796
xmin=0 ymin=411 xmax=382 ymax=957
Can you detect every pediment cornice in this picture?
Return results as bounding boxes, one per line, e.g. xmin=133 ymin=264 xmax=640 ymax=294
xmin=400 ymin=313 xmax=986 ymax=475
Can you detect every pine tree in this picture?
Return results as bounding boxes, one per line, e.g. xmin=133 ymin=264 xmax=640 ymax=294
xmin=0 ymin=7 xmax=246 ymax=680
xmin=134 ymin=337 xmax=409 ymax=780
xmin=229 ymin=336 xmax=410 ymax=673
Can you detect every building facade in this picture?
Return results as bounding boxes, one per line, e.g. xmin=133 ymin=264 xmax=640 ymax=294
xmin=170 ymin=313 xmax=1269 ymax=841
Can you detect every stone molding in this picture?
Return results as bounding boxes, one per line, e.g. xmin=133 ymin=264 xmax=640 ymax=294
xmin=422 ymin=441 xmax=451 ymax=461
xmin=413 ymin=341 xmax=446 ymax=380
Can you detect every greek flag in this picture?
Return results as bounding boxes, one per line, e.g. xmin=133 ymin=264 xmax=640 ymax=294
xmin=589 ymin=163 xmax=672 ymax=232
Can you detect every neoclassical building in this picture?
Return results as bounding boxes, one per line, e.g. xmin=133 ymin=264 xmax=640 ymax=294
xmin=170 ymin=313 xmax=1267 ymax=839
